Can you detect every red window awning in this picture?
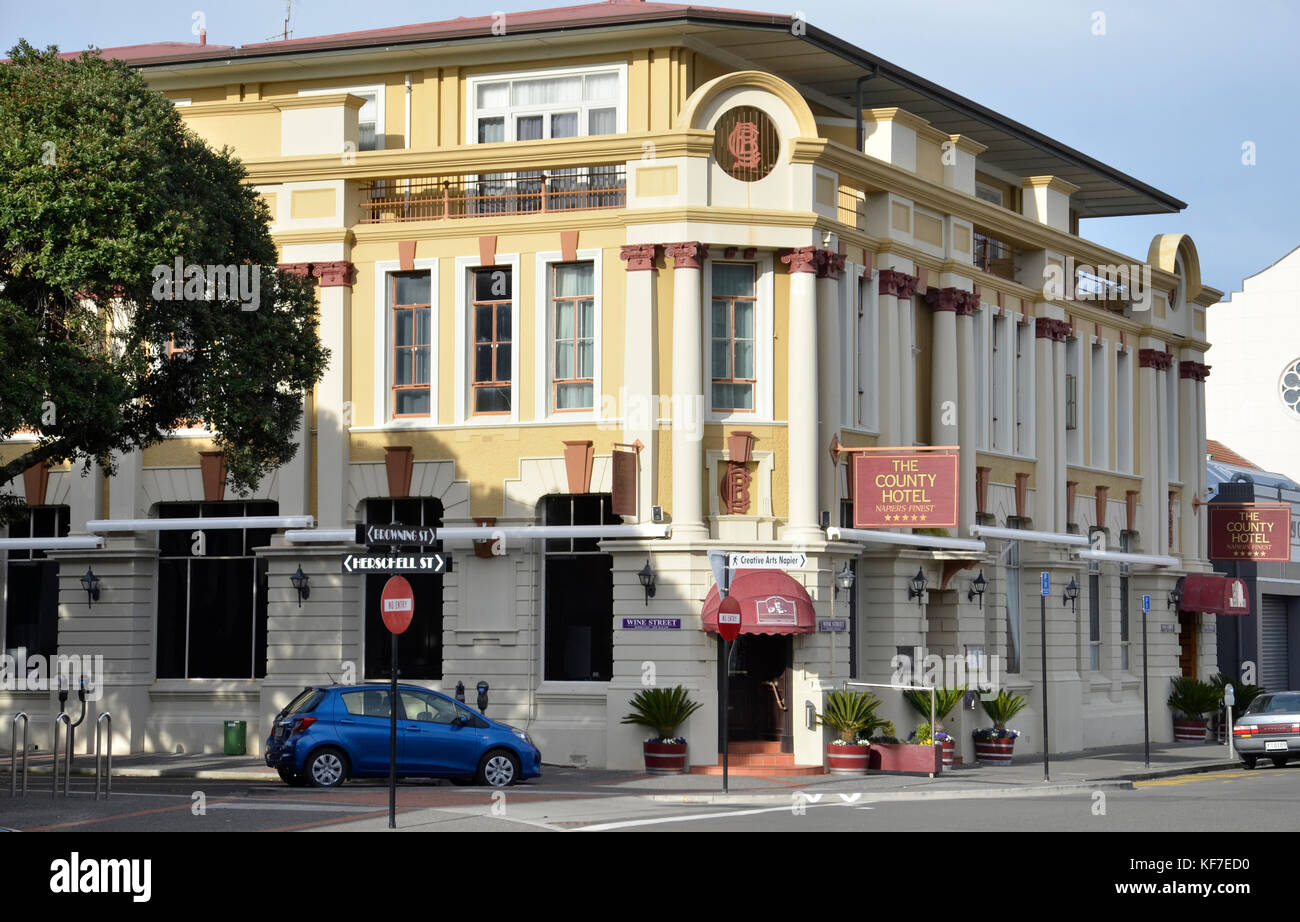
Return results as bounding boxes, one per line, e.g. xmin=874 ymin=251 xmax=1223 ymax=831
xmin=1178 ymin=575 xmax=1250 ymax=616
xmin=702 ymin=569 xmax=816 ymax=636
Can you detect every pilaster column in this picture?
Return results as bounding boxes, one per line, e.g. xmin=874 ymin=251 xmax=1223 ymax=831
xmin=924 ymin=286 xmax=961 ymax=447
xmin=1176 ymin=358 xmax=1210 ymax=561
xmin=954 ymin=291 xmax=979 ymax=531
xmin=816 ymin=249 xmax=845 ymax=518
xmin=877 ymin=270 xmax=919 ymax=448
xmin=621 ymin=244 xmax=659 ymax=522
xmin=1053 ymin=333 xmax=1067 ymax=531
xmin=1137 ymin=347 xmax=1172 ymax=553
xmin=1033 ymin=316 xmax=1058 ymax=529
xmin=783 ymin=246 xmax=820 ymax=537
xmin=314 ymin=265 xmax=354 ymax=528
xmin=665 ymin=242 xmax=708 ymax=537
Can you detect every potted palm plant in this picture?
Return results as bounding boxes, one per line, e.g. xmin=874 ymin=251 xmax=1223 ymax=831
xmin=621 ymin=685 xmax=704 ymax=774
xmin=973 ymin=689 xmax=1027 ymax=765
xmin=903 ymin=687 xmax=967 ymax=768
xmin=816 ymin=689 xmax=886 ymax=774
xmin=1167 ymin=676 xmax=1219 ymax=742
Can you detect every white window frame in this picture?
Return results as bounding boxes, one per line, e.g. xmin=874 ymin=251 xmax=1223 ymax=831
xmin=1065 ymin=336 xmax=1082 ymax=464
xmin=454 ymin=254 xmax=521 ymax=425
xmin=299 ymin=83 xmax=385 ymax=150
xmin=973 ymin=302 xmax=989 ymax=450
xmin=1166 ymin=357 xmax=1180 ymax=482
xmin=534 ymin=250 xmax=603 ymax=422
xmin=854 ymin=267 xmax=879 ymax=432
xmin=703 ymin=254 xmax=774 ymax=423
xmin=1089 ymin=340 xmax=1109 ymax=469
xmin=1013 ymin=317 xmax=1035 ymax=457
xmin=466 ymin=62 xmax=628 ymax=144
xmin=991 ymin=312 xmax=1011 ymax=452
xmin=1116 ymin=346 xmax=1134 ymax=473
xmin=374 ymin=259 xmax=440 ymax=427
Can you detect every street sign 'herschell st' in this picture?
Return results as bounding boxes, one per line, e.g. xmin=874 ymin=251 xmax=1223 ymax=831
xmin=342 ymin=554 xmax=451 ymax=575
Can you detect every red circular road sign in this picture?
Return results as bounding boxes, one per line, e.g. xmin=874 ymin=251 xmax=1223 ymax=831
xmin=380 ymin=576 xmax=415 ymax=634
xmin=717 ymin=595 xmax=742 ymax=643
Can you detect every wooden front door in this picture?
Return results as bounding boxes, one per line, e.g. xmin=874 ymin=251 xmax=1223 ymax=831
xmin=1178 ymin=611 xmax=1198 ymax=677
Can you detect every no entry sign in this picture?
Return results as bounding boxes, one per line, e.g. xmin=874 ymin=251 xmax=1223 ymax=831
xmin=717 ymin=596 xmax=742 ymax=643
xmin=380 ymin=576 xmax=415 ymax=635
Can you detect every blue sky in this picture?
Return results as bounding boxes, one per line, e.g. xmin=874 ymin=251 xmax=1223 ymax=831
xmin=3 ymin=0 xmax=1295 ymax=297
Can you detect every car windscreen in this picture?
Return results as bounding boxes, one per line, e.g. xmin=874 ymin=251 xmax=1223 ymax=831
xmin=1246 ymin=693 xmax=1300 ymax=715
xmin=283 ymin=688 xmax=325 ymax=717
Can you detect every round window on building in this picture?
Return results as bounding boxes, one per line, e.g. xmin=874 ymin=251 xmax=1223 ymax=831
xmin=1281 ymin=359 xmax=1300 ymax=417
xmin=712 ymin=106 xmax=779 ymax=182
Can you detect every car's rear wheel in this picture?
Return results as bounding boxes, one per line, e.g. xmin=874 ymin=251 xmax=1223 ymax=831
xmin=1271 ymin=756 xmax=1288 ymax=769
xmin=278 ymin=767 xmax=308 ymax=787
xmin=476 ymin=749 xmax=520 ymax=788
xmin=1241 ymin=754 xmax=1257 ymax=769
xmin=306 ymin=748 xmax=349 ymax=788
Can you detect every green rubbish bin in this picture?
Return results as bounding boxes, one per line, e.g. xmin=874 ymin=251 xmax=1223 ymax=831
xmin=224 ymin=720 xmax=247 ymax=756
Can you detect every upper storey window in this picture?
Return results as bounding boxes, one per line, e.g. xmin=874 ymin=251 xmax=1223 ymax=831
xmin=468 ymin=65 xmax=625 ymax=144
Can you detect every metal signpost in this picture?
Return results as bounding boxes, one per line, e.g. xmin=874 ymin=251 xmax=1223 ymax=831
xmin=380 ymin=575 xmax=415 ymax=830
xmin=1040 ymin=571 xmax=1050 ymax=782
xmin=717 ymin=593 xmax=741 ymax=795
xmin=1142 ymin=593 xmax=1151 ymax=769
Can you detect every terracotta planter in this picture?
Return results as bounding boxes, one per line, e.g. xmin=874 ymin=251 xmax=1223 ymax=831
xmin=643 ymin=741 xmax=688 ymax=774
xmin=939 ymin=737 xmax=956 ymax=768
xmin=974 ymin=736 xmax=1016 ymax=765
xmin=868 ymin=742 xmax=942 ymax=775
xmin=1173 ymin=717 xmax=1208 ymax=743
xmin=826 ymin=743 xmax=870 ymax=775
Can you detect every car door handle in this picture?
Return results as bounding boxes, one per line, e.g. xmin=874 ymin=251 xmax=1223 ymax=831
xmin=340 ymin=719 xmax=356 ymax=725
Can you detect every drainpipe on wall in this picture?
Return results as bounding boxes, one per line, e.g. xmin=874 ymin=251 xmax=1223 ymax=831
xmin=855 ymin=68 xmax=879 ymax=153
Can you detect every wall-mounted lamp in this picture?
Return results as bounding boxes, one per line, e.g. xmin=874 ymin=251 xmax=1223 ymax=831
xmin=907 ymin=568 xmax=928 ymax=606
xmin=834 ymin=563 xmax=855 ymax=597
xmin=1063 ymin=577 xmax=1080 ymax=613
xmin=290 ymin=566 xmax=310 ymax=607
xmin=1167 ymin=585 xmax=1182 ymax=610
xmin=637 ymin=558 xmax=656 ymax=606
xmin=967 ymin=570 xmax=987 ymax=610
xmin=80 ymin=568 xmax=101 ymax=607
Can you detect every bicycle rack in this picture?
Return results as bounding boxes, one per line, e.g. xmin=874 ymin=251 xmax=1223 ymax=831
xmin=51 ymin=713 xmax=72 ymax=798
xmin=9 ymin=713 xmax=28 ymax=797
xmin=95 ymin=712 xmax=112 ymax=800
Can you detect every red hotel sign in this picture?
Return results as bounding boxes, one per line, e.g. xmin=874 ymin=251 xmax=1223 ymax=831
xmin=1208 ymin=504 xmax=1290 ymax=561
xmin=852 ymin=451 xmax=959 ymax=529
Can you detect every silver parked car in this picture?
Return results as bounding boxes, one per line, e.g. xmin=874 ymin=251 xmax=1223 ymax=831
xmin=1234 ymin=691 xmax=1300 ymax=769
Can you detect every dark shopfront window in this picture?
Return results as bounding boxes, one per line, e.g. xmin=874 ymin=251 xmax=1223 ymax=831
xmin=3 ymin=506 xmax=70 ymax=658
xmin=156 ymin=501 xmax=275 ymax=679
xmin=542 ymin=494 xmax=616 ymax=682
xmin=363 ymin=498 xmax=443 ymax=681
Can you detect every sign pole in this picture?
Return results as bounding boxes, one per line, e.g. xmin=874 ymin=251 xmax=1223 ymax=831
xmin=1142 ymin=592 xmax=1151 ymax=769
xmin=722 ymin=636 xmax=731 ymax=795
xmin=1040 ymin=589 xmax=1049 ymax=782
xmin=377 ymin=574 xmax=415 ymax=830
xmin=389 ymin=631 xmax=397 ymax=829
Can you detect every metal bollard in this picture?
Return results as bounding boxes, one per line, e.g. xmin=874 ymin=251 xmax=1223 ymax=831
xmin=52 ymin=713 xmax=71 ymax=798
xmin=10 ymin=713 xmax=28 ymax=797
xmin=95 ymin=712 xmax=112 ymax=800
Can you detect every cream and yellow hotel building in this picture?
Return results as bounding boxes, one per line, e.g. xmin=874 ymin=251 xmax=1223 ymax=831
xmin=1 ymin=1 xmax=1228 ymax=770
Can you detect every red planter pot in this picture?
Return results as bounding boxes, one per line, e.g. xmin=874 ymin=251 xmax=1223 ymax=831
xmin=939 ymin=737 xmax=955 ymax=768
xmin=826 ymin=743 xmax=871 ymax=775
xmin=974 ymin=736 xmax=1015 ymax=765
xmin=1173 ymin=717 xmax=1208 ymax=743
xmin=643 ymin=741 xmax=688 ymax=774
xmin=868 ymin=742 xmax=942 ymax=775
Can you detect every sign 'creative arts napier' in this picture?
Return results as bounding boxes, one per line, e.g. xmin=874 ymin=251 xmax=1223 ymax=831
xmin=1208 ymin=504 xmax=1291 ymax=561
xmin=852 ymin=451 xmax=959 ymax=529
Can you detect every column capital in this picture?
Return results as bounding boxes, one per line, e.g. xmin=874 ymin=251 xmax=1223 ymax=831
xmin=877 ymin=268 xmax=919 ymax=298
xmin=620 ymin=244 xmax=658 ymax=271
xmin=923 ymin=286 xmax=963 ymax=312
xmin=955 ymin=288 xmax=981 ymax=316
xmin=781 ymin=246 xmax=819 ymax=274
xmin=1138 ymin=348 xmax=1175 ymax=370
xmin=1179 ymin=361 xmax=1211 ymax=381
xmin=313 ymin=260 xmax=356 ymax=288
xmin=1035 ymin=317 xmax=1070 ymax=341
xmin=815 ymin=249 xmax=846 ymax=280
xmin=277 ymin=261 xmax=313 ymax=278
xmin=665 ymin=241 xmax=708 ymax=269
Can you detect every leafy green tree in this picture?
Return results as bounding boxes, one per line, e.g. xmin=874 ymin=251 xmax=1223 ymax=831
xmin=0 ymin=41 xmax=327 ymax=519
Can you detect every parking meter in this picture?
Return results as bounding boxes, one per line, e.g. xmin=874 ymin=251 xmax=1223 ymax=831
xmin=476 ymin=681 xmax=489 ymax=714
xmin=1224 ymin=684 xmax=1235 ymax=707
xmin=455 ymin=681 xmax=466 ymax=704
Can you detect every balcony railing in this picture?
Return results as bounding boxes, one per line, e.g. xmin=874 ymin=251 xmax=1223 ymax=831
xmin=359 ymin=166 xmax=626 ymax=223
xmin=1071 ymin=268 xmax=1130 ymax=312
xmin=973 ymin=231 xmax=1017 ymax=281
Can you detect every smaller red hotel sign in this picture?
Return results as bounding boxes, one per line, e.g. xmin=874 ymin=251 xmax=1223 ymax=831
xmin=852 ymin=449 xmax=959 ymax=529
xmin=1208 ymin=504 xmax=1291 ymax=561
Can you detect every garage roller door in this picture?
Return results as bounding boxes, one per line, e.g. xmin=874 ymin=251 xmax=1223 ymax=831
xmin=1260 ymin=596 xmax=1290 ymax=692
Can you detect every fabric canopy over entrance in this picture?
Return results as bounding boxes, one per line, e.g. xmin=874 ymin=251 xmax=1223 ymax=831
xmin=1178 ymin=575 xmax=1250 ymax=616
xmin=702 ymin=569 xmax=816 ymax=636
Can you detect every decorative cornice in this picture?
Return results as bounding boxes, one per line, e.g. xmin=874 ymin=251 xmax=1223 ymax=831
xmin=781 ymin=246 xmax=819 ymax=274
xmin=620 ymin=244 xmax=657 ymax=272
xmin=1035 ymin=317 xmax=1070 ymax=341
xmin=276 ymin=260 xmax=356 ymax=288
xmin=1179 ymin=361 xmax=1211 ymax=381
xmin=816 ymin=249 xmax=846 ymax=280
xmin=665 ymin=241 xmax=708 ymax=270
xmin=1138 ymin=348 xmax=1176 ymax=371
xmin=878 ymin=268 xmax=919 ymax=299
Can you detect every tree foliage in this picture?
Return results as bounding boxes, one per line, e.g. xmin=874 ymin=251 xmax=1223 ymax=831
xmin=0 ymin=41 xmax=328 ymax=518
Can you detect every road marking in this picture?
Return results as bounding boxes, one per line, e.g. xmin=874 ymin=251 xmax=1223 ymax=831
xmin=27 ymin=800 xmax=218 ymax=831
xmin=206 ymin=802 xmax=384 ymax=813
xmin=575 ymin=803 xmax=835 ymax=831
xmin=1135 ymin=771 xmax=1260 ymax=788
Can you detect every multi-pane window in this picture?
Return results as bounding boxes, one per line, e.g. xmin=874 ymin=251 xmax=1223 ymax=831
xmin=1005 ymin=541 xmax=1021 ymax=673
xmin=1090 ymin=343 xmax=1108 ymax=467
xmin=363 ymin=499 xmax=443 ymax=680
xmin=3 ymin=506 xmax=69 ymax=658
xmin=551 ymin=263 xmax=595 ymax=411
xmin=156 ymin=502 xmax=274 ymax=679
xmin=542 ymin=494 xmax=616 ymax=682
xmin=472 ymin=267 xmax=513 ymax=415
xmin=1014 ymin=321 xmax=1031 ymax=454
xmin=711 ymin=264 xmax=756 ymax=411
xmin=856 ymin=276 xmax=878 ymax=430
xmin=1119 ymin=534 xmax=1131 ymax=670
xmin=391 ymin=272 xmax=432 ymax=417
xmin=1088 ymin=570 xmax=1101 ymax=671
xmin=1116 ymin=349 xmax=1134 ymax=472
xmin=471 ymin=68 xmax=621 ymax=145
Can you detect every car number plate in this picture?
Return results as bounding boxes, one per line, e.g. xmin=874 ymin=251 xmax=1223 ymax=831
xmin=1265 ymin=741 xmax=1288 ymax=751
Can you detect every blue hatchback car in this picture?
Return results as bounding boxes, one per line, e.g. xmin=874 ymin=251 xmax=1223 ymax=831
xmin=265 ymin=684 xmax=542 ymax=788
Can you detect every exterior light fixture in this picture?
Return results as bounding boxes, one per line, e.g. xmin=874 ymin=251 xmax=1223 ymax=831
xmin=908 ymin=568 xmax=928 ymax=606
xmin=290 ymin=566 xmax=310 ymax=607
xmin=834 ymin=563 xmax=855 ymax=597
xmin=1063 ymin=577 xmax=1080 ymax=613
xmin=968 ymin=570 xmax=987 ymax=609
xmin=637 ymin=559 xmax=656 ymax=606
xmin=80 ymin=569 xmax=101 ymax=607
xmin=1167 ymin=585 xmax=1182 ymax=610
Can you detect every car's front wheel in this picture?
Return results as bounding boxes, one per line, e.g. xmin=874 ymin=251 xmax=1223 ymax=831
xmin=476 ymin=749 xmax=520 ymax=788
xmin=1241 ymin=754 xmax=1257 ymax=769
xmin=306 ymin=748 xmax=349 ymax=788
xmin=278 ymin=767 xmax=308 ymax=787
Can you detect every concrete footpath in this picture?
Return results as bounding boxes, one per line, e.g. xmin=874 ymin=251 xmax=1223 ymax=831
xmin=1 ymin=741 xmax=1241 ymax=804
